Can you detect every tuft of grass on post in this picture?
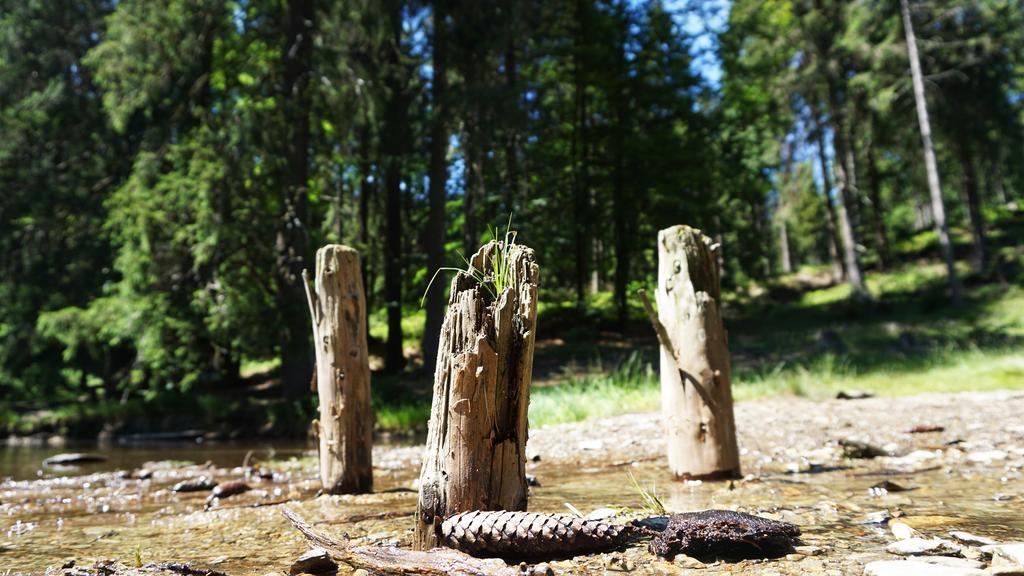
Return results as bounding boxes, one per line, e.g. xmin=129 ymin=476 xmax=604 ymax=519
xmin=421 ymin=214 xmax=519 ymax=306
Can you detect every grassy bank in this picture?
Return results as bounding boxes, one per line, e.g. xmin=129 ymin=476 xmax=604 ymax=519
xmin=379 ymin=258 xmax=1024 ymax=430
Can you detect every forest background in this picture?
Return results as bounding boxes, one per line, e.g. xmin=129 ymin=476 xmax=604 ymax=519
xmin=2 ymin=0 xmax=1023 ymax=438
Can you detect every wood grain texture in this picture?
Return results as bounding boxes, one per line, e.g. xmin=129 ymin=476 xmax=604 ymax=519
xmin=655 ymin=226 xmax=740 ymax=480
xmin=414 ymin=241 xmax=540 ymax=550
xmin=305 ymin=245 xmax=373 ymax=494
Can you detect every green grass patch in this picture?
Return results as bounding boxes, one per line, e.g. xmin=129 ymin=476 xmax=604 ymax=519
xmin=529 ymin=353 xmax=660 ymax=427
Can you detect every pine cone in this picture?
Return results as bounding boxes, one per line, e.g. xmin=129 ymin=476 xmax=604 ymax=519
xmin=438 ymin=510 xmax=640 ymax=559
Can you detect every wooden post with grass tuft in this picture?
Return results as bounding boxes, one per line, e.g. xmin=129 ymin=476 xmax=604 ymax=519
xmin=414 ymin=240 xmax=540 ymax=550
xmin=650 ymin=225 xmax=740 ymax=480
xmin=303 ymin=245 xmax=373 ymax=494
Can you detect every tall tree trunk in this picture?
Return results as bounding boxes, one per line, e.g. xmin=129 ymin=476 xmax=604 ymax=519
xmin=612 ymin=18 xmax=630 ymax=331
xmin=462 ymin=19 xmax=482 ymax=258
xmin=502 ymin=0 xmax=520 ymax=213
xmin=825 ymin=85 xmax=870 ymax=299
xmin=901 ymin=0 xmax=963 ymax=305
xmin=279 ymin=0 xmax=315 ymax=399
xmin=955 ymin=130 xmax=986 ymax=272
xmin=358 ymin=122 xmax=375 ymax=320
xmin=779 ymin=220 xmax=793 ymax=274
xmin=865 ymin=120 xmax=892 ymax=270
xmin=813 ymin=113 xmax=845 ymax=283
xmin=423 ymin=0 xmax=449 ymax=376
xmin=572 ymin=2 xmax=589 ymax=307
xmin=382 ymin=1 xmax=408 ymax=372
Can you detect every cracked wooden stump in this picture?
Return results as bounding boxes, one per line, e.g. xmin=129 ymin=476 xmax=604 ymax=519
xmin=304 ymin=245 xmax=373 ymax=494
xmin=414 ymin=241 xmax=540 ymax=550
xmin=655 ymin=226 xmax=740 ymax=480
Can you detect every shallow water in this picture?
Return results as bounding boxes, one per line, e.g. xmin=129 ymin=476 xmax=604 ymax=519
xmin=3 ymin=392 xmax=1024 ymax=574
xmin=1 ymin=441 xmax=311 ymax=482
xmin=3 ymin=442 xmax=1022 ymax=574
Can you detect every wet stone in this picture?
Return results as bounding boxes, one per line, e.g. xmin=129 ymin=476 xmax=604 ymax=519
xmin=840 ymin=439 xmax=890 ymax=459
xmin=865 ymin=560 xmax=987 ymax=576
xmin=886 ymin=537 xmax=962 ymax=557
xmin=987 ymin=544 xmax=1024 ymax=575
xmin=967 ymin=450 xmax=1008 ymax=463
xmin=862 ymin=510 xmax=893 ymax=525
xmin=289 ymin=547 xmax=337 ymax=575
xmin=890 ymin=521 xmax=920 ymax=540
xmin=172 ymin=475 xmax=218 ymax=493
xmin=673 ymin=554 xmax=705 ymax=569
xmin=42 ymin=453 xmax=106 ymax=466
xmin=949 ymin=531 xmax=997 ymax=547
xmin=913 ymin=556 xmax=986 ymax=570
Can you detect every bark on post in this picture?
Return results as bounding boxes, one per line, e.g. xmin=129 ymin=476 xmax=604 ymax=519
xmin=655 ymin=226 xmax=740 ymax=480
xmin=414 ymin=241 xmax=540 ymax=551
xmin=303 ymin=245 xmax=373 ymax=494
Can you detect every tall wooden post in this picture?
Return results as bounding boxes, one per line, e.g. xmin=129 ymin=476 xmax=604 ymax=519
xmin=414 ymin=241 xmax=540 ymax=551
xmin=303 ymin=245 xmax=373 ymax=494
xmin=655 ymin=225 xmax=740 ymax=480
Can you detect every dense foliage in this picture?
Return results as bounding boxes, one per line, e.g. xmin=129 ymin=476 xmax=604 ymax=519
xmin=1 ymin=0 xmax=1021 ymax=412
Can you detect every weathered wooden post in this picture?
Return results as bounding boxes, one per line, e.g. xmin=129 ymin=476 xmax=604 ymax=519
xmin=643 ymin=225 xmax=740 ymax=480
xmin=414 ymin=241 xmax=540 ymax=550
xmin=303 ymin=245 xmax=373 ymax=494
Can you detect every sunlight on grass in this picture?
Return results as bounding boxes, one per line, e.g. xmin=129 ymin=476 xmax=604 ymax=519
xmin=524 ymin=346 xmax=1024 ymax=428
xmin=375 ymin=402 xmax=431 ymax=431
xmin=529 ymin=353 xmax=660 ymax=427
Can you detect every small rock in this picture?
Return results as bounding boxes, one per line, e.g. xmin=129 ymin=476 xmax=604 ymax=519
xmin=899 ymin=516 xmax=964 ymax=529
xmin=967 ymin=450 xmax=1008 ymax=463
xmin=172 ymin=475 xmax=217 ymax=493
xmin=987 ymin=544 xmax=1024 ymax=575
xmin=890 ymin=522 xmax=920 ymax=540
xmin=906 ymin=424 xmax=945 ymax=434
xmin=42 ymin=453 xmax=107 ymax=466
xmin=210 ymin=556 xmax=228 ymax=564
xmin=863 ymin=510 xmax=893 ymax=525
xmin=886 ymin=538 xmax=961 ymax=557
xmin=353 ymin=570 xmax=370 ymax=576
xmin=836 ymin=390 xmax=872 ymax=400
xmin=605 ymin=556 xmax=634 ymax=571
xmin=289 ymin=548 xmax=337 ymax=575
xmin=525 ymin=474 xmax=541 ymax=487
xmin=793 ymin=545 xmax=824 ymax=556
xmin=839 ymin=439 xmax=889 ymax=459
xmin=673 ymin=554 xmax=705 ymax=569
xmin=914 ymin=557 xmax=985 ymax=569
xmin=949 ymin=531 xmax=997 ymax=546
xmin=585 ymin=507 xmax=618 ymax=521
xmin=864 ymin=560 xmax=986 ymax=576
xmin=871 ymin=481 xmax=911 ymax=497
xmin=211 ymin=480 xmax=251 ymax=499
